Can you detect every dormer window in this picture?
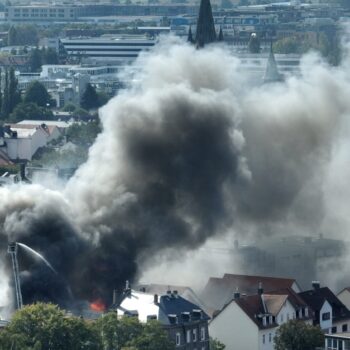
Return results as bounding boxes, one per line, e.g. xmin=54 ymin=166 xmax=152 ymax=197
xmin=305 ymin=307 xmax=309 ymax=317
xmin=263 ymin=317 xmax=266 ymax=326
xmin=269 ymin=316 xmax=273 ymax=324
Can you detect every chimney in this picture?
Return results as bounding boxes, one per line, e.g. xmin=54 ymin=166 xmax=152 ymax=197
xmin=312 ymin=281 xmax=320 ymax=290
xmin=258 ymin=282 xmax=263 ymax=295
xmin=234 ymin=287 xmax=240 ymax=299
xmin=166 ymin=290 xmax=172 ymax=297
xmin=173 ymin=290 xmax=178 ymax=297
xmin=154 ymin=294 xmax=158 ymax=304
xmin=112 ymin=289 xmax=118 ymax=305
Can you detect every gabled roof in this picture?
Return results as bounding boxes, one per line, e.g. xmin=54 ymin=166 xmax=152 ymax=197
xmin=338 ymin=287 xmax=350 ymax=295
xmin=299 ymin=287 xmax=350 ymax=322
xmin=136 ymin=283 xmax=208 ymax=313
xmin=201 ymin=273 xmax=299 ymax=310
xmin=263 ymin=294 xmax=288 ymax=316
xmin=117 ymin=289 xmax=209 ymax=326
xmin=158 ymin=293 xmax=210 ymax=325
xmin=217 ymin=294 xmax=278 ymax=330
xmin=269 ymin=288 xmax=310 ymax=312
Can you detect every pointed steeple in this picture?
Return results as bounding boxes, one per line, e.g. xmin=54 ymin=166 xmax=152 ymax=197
xmin=263 ymin=43 xmax=282 ymax=84
xmin=195 ymin=0 xmax=217 ymax=48
xmin=187 ymin=26 xmax=194 ymax=43
xmin=218 ymin=26 xmax=224 ymax=42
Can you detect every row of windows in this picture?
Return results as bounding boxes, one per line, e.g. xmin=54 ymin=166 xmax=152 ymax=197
xmin=326 ymin=337 xmax=350 ymax=350
xmin=262 ymin=333 xmax=274 ymax=344
xmin=175 ymin=327 xmax=206 ymax=346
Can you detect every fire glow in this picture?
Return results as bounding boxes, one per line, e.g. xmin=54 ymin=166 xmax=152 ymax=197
xmin=90 ymin=299 xmax=106 ymax=312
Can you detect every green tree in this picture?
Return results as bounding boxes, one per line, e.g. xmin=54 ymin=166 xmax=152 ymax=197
xmin=80 ymin=83 xmax=99 ymax=110
xmin=24 ymin=81 xmax=51 ymax=107
xmin=9 ymin=102 xmax=53 ymax=122
xmin=9 ymin=67 xmax=21 ymax=113
xmin=43 ymin=48 xmax=59 ymax=65
xmin=97 ymin=91 xmax=110 ymax=107
xmin=274 ymin=320 xmax=324 ymax=350
xmin=29 ymin=48 xmax=42 ymax=72
xmin=95 ymin=312 xmax=143 ymax=350
xmin=127 ymin=320 xmax=175 ymax=350
xmin=6 ymin=303 xmax=101 ymax=350
xmin=8 ymin=25 xmax=17 ymax=46
xmin=62 ymin=102 xmax=78 ymax=112
xmin=210 ymin=337 xmax=226 ymax=350
xmin=65 ymin=120 xmax=101 ymax=146
xmin=2 ymin=69 xmax=10 ymax=117
xmin=273 ymin=36 xmax=299 ymax=54
xmin=248 ymin=33 xmax=260 ymax=53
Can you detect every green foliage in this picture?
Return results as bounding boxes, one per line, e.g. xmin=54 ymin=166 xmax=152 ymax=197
xmin=62 ymin=103 xmax=78 ymax=112
xmin=9 ymin=102 xmax=53 ymax=122
xmin=127 ymin=320 xmax=175 ymax=350
xmin=80 ymin=83 xmax=100 ymax=110
xmin=97 ymin=91 xmax=110 ymax=108
xmin=7 ymin=25 xmax=39 ymax=46
xmin=7 ymin=26 xmax=17 ymax=46
xmin=1 ymin=68 xmax=21 ymax=118
xmin=248 ymin=34 xmax=260 ymax=53
xmin=43 ymin=48 xmax=59 ymax=65
xmin=65 ymin=120 xmax=101 ymax=146
xmin=24 ymin=81 xmax=51 ymax=107
xmin=7 ymin=303 xmax=100 ymax=350
xmin=0 ymin=164 xmax=19 ymax=174
xmin=274 ymin=319 xmax=324 ymax=350
xmin=273 ymin=33 xmax=341 ymax=65
xmin=29 ymin=48 xmax=42 ymax=73
xmin=95 ymin=313 xmax=143 ymax=350
xmin=210 ymin=337 xmax=226 ymax=350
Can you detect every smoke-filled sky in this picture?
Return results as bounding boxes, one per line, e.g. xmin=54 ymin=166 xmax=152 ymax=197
xmin=1 ymin=36 xmax=350 ymax=310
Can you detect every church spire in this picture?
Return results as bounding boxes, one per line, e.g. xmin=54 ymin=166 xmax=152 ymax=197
xmin=187 ymin=26 xmax=194 ymax=43
xmin=195 ymin=0 xmax=217 ymax=48
xmin=263 ymin=42 xmax=282 ymax=83
xmin=218 ymin=26 xmax=224 ymax=41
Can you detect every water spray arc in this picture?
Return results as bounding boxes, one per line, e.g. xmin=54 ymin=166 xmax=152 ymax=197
xmin=7 ymin=242 xmax=23 ymax=310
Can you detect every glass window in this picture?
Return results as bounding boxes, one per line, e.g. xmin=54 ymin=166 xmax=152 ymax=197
xmin=322 ymin=312 xmax=331 ymax=321
xmin=186 ymin=330 xmax=191 ymax=343
xmin=343 ymin=324 xmax=348 ymax=332
xmin=201 ymin=327 xmax=205 ymax=341
xmin=262 ymin=334 xmax=265 ymax=344
xmin=269 ymin=333 xmax=272 ymax=342
xmin=176 ymin=333 xmax=181 ymax=346
xmin=193 ymin=329 xmax=197 ymax=342
xmin=332 ymin=327 xmax=337 ymax=334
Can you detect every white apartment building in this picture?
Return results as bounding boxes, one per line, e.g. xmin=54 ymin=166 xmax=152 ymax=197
xmin=209 ymin=287 xmax=312 ymax=350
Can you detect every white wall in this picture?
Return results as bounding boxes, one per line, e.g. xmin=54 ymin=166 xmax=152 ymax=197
xmin=276 ymin=299 xmax=297 ymax=325
xmin=338 ymin=290 xmax=350 ymax=311
xmin=5 ymin=129 xmax=47 ymax=160
xmin=209 ymin=301 xmax=259 ymax=350
xmin=259 ymin=328 xmax=276 ymax=350
xmin=320 ymin=300 xmax=333 ymax=332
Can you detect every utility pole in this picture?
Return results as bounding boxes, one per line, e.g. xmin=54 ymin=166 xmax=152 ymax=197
xmin=7 ymin=242 xmax=23 ymax=310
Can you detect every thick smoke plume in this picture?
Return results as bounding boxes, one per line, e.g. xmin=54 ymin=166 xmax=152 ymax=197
xmin=1 ymin=36 xmax=350 ymax=308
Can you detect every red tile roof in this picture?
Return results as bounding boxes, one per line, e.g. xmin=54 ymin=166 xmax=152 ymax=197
xmin=201 ymin=273 xmax=299 ymax=310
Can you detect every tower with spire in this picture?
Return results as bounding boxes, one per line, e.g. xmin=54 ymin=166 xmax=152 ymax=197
xmin=195 ymin=0 xmax=217 ymax=48
xmin=263 ymin=43 xmax=283 ymax=84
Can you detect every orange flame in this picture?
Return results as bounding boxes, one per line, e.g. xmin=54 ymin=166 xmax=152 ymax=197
xmin=90 ymin=299 xmax=106 ymax=312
